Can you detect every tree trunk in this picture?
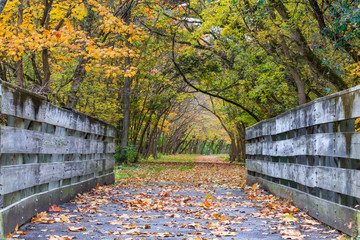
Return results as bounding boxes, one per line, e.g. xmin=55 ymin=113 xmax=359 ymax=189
xmin=41 ymin=48 xmax=51 ymax=91
xmin=192 ymin=139 xmax=199 ymax=154
xmin=16 ymin=0 xmax=24 ymax=87
xmin=200 ymin=140 xmax=207 ymax=155
xmin=120 ymin=8 xmax=132 ymax=154
xmin=135 ymin=112 xmax=153 ymax=160
xmin=144 ymin=119 xmax=160 ymax=158
xmin=236 ymin=122 xmax=246 ymax=162
xmin=30 ymin=53 xmax=42 ymax=85
xmin=66 ymin=57 xmax=87 ymax=108
xmin=229 ymin=137 xmax=237 ymax=163
xmin=152 ymin=117 xmax=166 ymax=158
xmin=278 ymin=34 xmax=306 ymax=105
xmin=180 ymin=139 xmax=193 ymax=154
xmin=208 ymin=139 xmax=215 ymax=155
xmin=0 ymin=63 xmax=7 ymax=81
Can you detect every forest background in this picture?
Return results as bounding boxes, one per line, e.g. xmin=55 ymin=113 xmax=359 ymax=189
xmin=0 ymin=0 xmax=358 ymax=162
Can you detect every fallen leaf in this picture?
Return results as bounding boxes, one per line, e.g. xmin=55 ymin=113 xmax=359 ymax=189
xmin=67 ymin=226 xmax=86 ymax=232
xmin=203 ymin=201 xmax=213 ymax=208
xmin=5 ymin=233 xmax=14 ymax=239
xmin=303 ymin=219 xmax=320 ymax=225
xmin=31 ymin=212 xmax=55 ymax=224
xmin=282 ymin=213 xmax=298 ymax=223
xmin=49 ymin=205 xmax=63 ymax=212
xmin=108 ymin=219 xmax=123 ymax=225
xmin=48 ymin=235 xmax=76 ymax=240
xmin=280 ymin=229 xmax=305 ymax=239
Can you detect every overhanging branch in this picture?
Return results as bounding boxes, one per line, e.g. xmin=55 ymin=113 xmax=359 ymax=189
xmin=170 ymin=34 xmax=260 ymax=122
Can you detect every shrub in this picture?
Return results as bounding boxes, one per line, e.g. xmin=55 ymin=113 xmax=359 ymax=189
xmin=114 ymin=145 xmax=137 ymax=164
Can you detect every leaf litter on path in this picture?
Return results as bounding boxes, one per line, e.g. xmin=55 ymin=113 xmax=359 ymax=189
xmin=11 ymin=161 xmax=345 ymax=240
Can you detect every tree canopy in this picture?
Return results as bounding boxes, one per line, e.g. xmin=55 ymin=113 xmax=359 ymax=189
xmin=0 ymin=0 xmax=358 ymax=162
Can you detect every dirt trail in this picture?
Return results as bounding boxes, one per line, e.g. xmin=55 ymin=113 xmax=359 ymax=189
xmin=13 ymin=162 xmax=343 ymax=240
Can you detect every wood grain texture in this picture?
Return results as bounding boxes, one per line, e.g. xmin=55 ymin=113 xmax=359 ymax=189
xmin=246 ymin=85 xmax=360 ymax=140
xmin=0 ymin=81 xmax=117 ymax=236
xmin=0 ymin=82 xmax=116 ymax=137
xmin=0 ymin=173 xmax=114 ymax=236
xmin=246 ymin=159 xmax=360 ymax=199
xmin=246 ymin=132 xmax=360 ymax=159
xmin=0 ymin=126 xmax=115 ymax=154
xmin=246 ymin=175 xmax=360 ymax=236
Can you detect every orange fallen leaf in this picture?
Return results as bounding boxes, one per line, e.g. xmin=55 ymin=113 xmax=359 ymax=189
xmin=220 ymin=216 xmax=228 ymax=221
xmin=49 ymin=205 xmax=63 ymax=212
xmin=203 ymin=201 xmax=213 ymax=208
xmin=5 ymin=233 xmax=14 ymax=239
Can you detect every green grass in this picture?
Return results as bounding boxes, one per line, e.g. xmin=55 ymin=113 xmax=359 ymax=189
xmin=115 ymin=166 xmax=138 ymax=179
xmin=115 ymin=162 xmax=196 ymax=181
xmin=140 ymin=154 xmax=201 ymax=162
xmin=147 ymin=167 xmax=165 ymax=171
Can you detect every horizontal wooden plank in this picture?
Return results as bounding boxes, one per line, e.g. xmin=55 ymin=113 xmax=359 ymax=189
xmin=246 ymin=85 xmax=360 ymax=139
xmin=0 ymin=81 xmax=116 ymax=137
xmin=246 ymin=159 xmax=360 ymax=199
xmin=0 ymin=126 xmax=115 ymax=154
xmin=0 ymin=158 xmax=115 ymax=194
xmin=246 ymin=175 xmax=360 ymax=236
xmin=246 ymin=132 xmax=360 ymax=159
xmin=0 ymin=172 xmax=114 ymax=236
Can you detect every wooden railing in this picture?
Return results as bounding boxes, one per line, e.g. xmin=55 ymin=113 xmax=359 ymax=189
xmin=246 ymin=85 xmax=360 ymax=236
xmin=0 ymin=81 xmax=116 ymax=236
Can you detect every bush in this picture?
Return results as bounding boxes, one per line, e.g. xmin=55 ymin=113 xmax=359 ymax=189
xmin=114 ymin=145 xmax=137 ymax=164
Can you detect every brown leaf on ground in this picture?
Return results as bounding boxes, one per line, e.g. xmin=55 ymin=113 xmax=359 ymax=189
xmin=67 ymin=226 xmax=86 ymax=232
xmin=31 ymin=212 xmax=55 ymax=224
xmin=280 ymin=229 xmax=305 ymax=239
xmin=302 ymin=219 xmax=320 ymax=225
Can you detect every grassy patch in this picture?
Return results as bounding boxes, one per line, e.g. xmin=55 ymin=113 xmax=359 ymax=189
xmin=140 ymin=154 xmax=201 ymax=162
xmin=215 ymin=154 xmax=229 ymax=161
xmin=147 ymin=167 xmax=165 ymax=171
xmin=115 ymin=170 xmax=133 ymax=180
xmin=115 ymin=165 xmax=140 ymax=180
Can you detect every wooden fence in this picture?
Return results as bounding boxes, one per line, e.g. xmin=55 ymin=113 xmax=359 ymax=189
xmin=246 ymin=85 xmax=360 ymax=236
xmin=0 ymin=81 xmax=116 ymax=236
